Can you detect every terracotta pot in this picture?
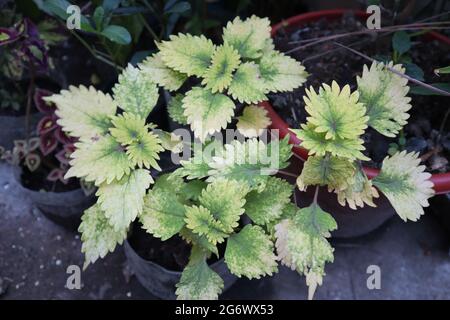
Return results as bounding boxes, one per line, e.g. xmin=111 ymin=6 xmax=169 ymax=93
xmin=263 ymin=10 xmax=450 ymax=237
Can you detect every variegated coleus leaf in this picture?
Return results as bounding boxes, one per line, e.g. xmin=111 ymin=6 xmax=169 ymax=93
xmin=228 ymin=62 xmax=267 ymax=104
xmin=297 ymin=82 xmax=369 ymax=160
xmin=110 ymin=112 xmax=149 ymax=145
xmin=112 ymin=64 xmax=159 ymax=119
xmin=275 ymin=203 xmax=337 ymax=300
xmin=176 ymin=246 xmax=224 ymax=300
xmin=372 ymin=151 xmax=434 ymax=221
xmin=138 ymin=53 xmax=187 ymax=92
xmin=66 ymin=135 xmax=134 ymax=185
xmin=222 ymin=15 xmax=271 ymax=60
xmin=225 ymin=225 xmax=278 ymax=279
xmin=167 ymin=94 xmax=188 ymax=125
xmin=335 ymin=166 xmax=379 ymax=209
xmin=158 ymin=33 xmax=215 ymax=77
xmin=45 ymin=85 xmax=116 ymax=142
xmin=357 ymin=61 xmax=411 ymax=137
xmin=208 ymin=138 xmax=292 ymax=191
xmin=244 ymin=176 xmax=293 ymax=225
xmin=185 ymin=205 xmax=229 ymax=245
xmin=126 ymin=131 xmax=164 ymax=170
xmin=236 ymin=105 xmax=271 ymax=138
xmin=139 ymin=173 xmax=194 ymax=240
xmin=296 ymin=155 xmax=356 ymax=192
xmin=96 ymin=169 xmax=153 ymax=231
xmin=79 ymin=204 xmax=128 ymax=269
xmin=259 ymin=50 xmax=308 ymax=93
xmin=201 ymin=43 xmax=241 ymax=93
xmin=182 ymin=87 xmax=235 ymax=142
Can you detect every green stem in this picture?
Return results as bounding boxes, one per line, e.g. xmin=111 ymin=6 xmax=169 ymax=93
xmin=138 ymin=14 xmax=160 ymax=42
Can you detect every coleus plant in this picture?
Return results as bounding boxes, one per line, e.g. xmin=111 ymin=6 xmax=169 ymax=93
xmin=279 ymin=60 xmax=435 ymax=298
xmin=139 ymin=15 xmax=308 ymax=141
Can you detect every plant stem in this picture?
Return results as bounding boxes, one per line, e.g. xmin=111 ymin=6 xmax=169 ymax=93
xmin=277 ymin=170 xmax=298 ymax=178
xmin=439 ymin=108 xmax=450 ymax=139
xmin=25 ymin=63 xmax=35 ymax=143
xmin=333 ymin=42 xmax=450 ymax=97
xmin=138 ymin=14 xmax=160 ymax=42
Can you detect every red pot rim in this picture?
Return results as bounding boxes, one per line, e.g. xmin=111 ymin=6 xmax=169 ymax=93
xmin=261 ymin=9 xmax=450 ymax=195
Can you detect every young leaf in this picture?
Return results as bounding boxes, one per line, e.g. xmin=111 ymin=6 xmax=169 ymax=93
xmin=140 ymin=185 xmax=187 ymax=240
xmin=110 ymin=112 xmax=148 ymax=145
xmin=185 ymin=205 xmax=229 ymax=245
xmin=244 ymin=177 xmax=293 ymax=225
xmin=175 ymin=246 xmax=224 ymax=300
xmin=101 ymin=25 xmax=131 ymax=45
xmin=183 ymin=87 xmax=235 ymax=141
xmin=275 ymin=203 xmax=337 ymax=300
xmin=139 ymin=53 xmax=187 ymax=91
xmin=335 ymin=167 xmax=379 ymax=209
xmin=112 ymin=64 xmax=159 ymax=119
xmin=304 ymin=81 xmax=368 ymax=141
xmin=167 ymin=94 xmax=188 ymax=125
xmin=96 ymin=169 xmax=153 ymax=231
xmin=294 ymin=123 xmax=369 ymax=161
xmin=45 ymin=85 xmax=116 ymax=142
xmin=259 ymin=51 xmax=308 ymax=92
xmin=202 ymin=43 xmax=241 ymax=93
xmin=392 ymin=31 xmax=411 ymax=55
xmin=222 ymin=15 xmax=271 ymax=59
xmin=179 ymin=227 xmax=218 ymax=256
xmin=126 ymin=131 xmax=164 ymax=170
xmin=158 ymin=33 xmax=215 ymax=77
xmin=236 ymin=105 xmax=271 ymax=138
xmin=228 ymin=62 xmax=267 ymax=104
xmin=357 ymin=61 xmax=411 ymax=137
xmin=66 ymin=136 xmax=133 ymax=185
xmin=79 ymin=204 xmax=128 ymax=269
xmin=372 ymin=151 xmax=434 ymax=221
xmin=225 ymin=225 xmax=277 ymax=279
xmin=198 ymin=179 xmax=249 ymax=233
xmin=296 ymin=155 xmax=355 ymax=192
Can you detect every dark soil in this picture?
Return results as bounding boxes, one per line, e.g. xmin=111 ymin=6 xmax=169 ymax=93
xmin=20 ymin=166 xmax=80 ymax=193
xmin=270 ymin=13 xmax=450 ymax=172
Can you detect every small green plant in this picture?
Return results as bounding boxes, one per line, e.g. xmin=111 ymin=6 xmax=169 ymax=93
xmin=281 ymin=60 xmax=435 ymax=298
xmin=140 ymin=15 xmax=308 ymax=141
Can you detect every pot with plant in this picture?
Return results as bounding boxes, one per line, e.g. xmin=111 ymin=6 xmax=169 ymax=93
xmin=1 ymin=88 xmax=96 ymax=230
xmin=258 ymin=8 xmax=449 ymax=237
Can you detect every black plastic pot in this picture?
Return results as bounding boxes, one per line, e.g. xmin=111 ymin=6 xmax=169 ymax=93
xmin=123 ymin=240 xmax=237 ymax=300
xmin=0 ymin=113 xmax=40 ymax=150
xmin=13 ymin=167 xmax=95 ymax=230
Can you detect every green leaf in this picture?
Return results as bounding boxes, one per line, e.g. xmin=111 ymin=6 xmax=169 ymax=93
xmin=176 ymin=246 xmax=224 ymax=300
xmin=202 ymin=43 xmax=241 ymax=93
xmin=225 ymin=225 xmax=277 ymax=279
xmin=392 ymin=31 xmax=411 ymax=55
xmin=79 ymin=204 xmax=128 ymax=269
xmin=199 ymin=179 xmax=249 ymax=233
xmin=357 ymin=61 xmax=411 ymax=137
xmin=259 ymin=51 xmax=308 ymax=93
xmin=66 ymin=136 xmax=134 ymax=185
xmin=96 ymin=169 xmax=153 ymax=231
xmin=46 ymin=85 xmax=116 ymax=142
xmin=140 ymin=185 xmax=187 ymax=240
xmin=126 ymin=131 xmax=164 ymax=170
xmin=179 ymin=227 xmax=218 ymax=256
xmin=304 ymin=81 xmax=368 ymax=141
xmin=154 ymin=130 xmax=183 ymax=153
xmin=183 ymin=87 xmax=235 ymax=141
xmin=222 ymin=15 xmax=271 ymax=59
xmin=158 ymin=33 xmax=215 ymax=77
xmin=296 ymin=155 xmax=356 ymax=192
xmin=110 ymin=112 xmax=148 ymax=145
xmin=275 ymin=203 xmax=336 ymax=300
xmin=112 ymin=64 xmax=159 ymax=118
xmin=434 ymin=66 xmax=450 ymax=75
xmin=410 ymin=83 xmax=450 ymax=96
xmin=101 ymin=25 xmax=131 ymax=45
xmin=185 ymin=205 xmax=229 ymax=245
xmin=93 ymin=6 xmax=105 ymax=30
xmin=139 ymin=53 xmax=187 ymax=91
xmin=167 ymin=94 xmax=188 ymax=125
xmin=236 ymin=105 xmax=271 ymax=138
xmin=164 ymin=1 xmax=191 ymax=14
xmin=373 ymin=151 xmax=434 ymax=222
xmin=228 ymin=62 xmax=267 ymax=104
xmin=244 ymin=177 xmax=293 ymax=225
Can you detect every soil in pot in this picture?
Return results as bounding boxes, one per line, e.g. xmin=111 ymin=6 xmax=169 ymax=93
xmin=270 ymin=13 xmax=450 ymax=172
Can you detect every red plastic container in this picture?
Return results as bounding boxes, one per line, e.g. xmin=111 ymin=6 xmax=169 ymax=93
xmin=261 ymin=9 xmax=450 ymax=195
